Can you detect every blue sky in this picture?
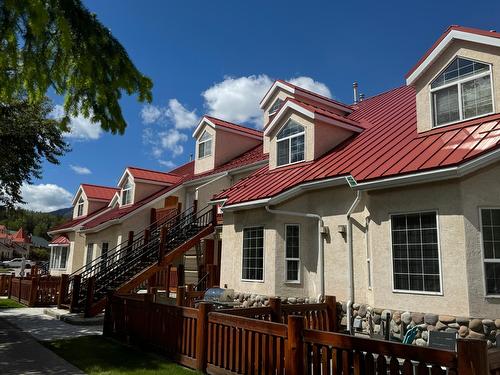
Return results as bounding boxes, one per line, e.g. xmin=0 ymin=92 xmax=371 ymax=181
xmin=23 ymin=0 xmax=500 ymax=211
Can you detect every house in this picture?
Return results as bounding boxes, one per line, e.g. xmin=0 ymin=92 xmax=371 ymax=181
xmin=0 ymin=225 xmax=31 ymax=259
xmin=50 ymin=26 xmax=500 ymax=329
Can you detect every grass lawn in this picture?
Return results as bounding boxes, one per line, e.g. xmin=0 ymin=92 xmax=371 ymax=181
xmin=44 ymin=335 xmax=197 ymax=375
xmin=0 ymin=298 xmax=24 ymax=308
xmin=0 ymin=268 xmax=14 ymax=273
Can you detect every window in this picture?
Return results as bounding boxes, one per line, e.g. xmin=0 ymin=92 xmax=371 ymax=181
xmin=49 ymin=246 xmax=69 ymax=269
xmin=77 ymin=197 xmax=84 ymax=217
xmin=480 ymin=209 xmax=500 ymax=295
xmin=276 ymin=120 xmax=305 ymax=166
xmin=198 ymin=131 xmax=212 ymax=158
xmin=431 ymin=57 xmax=493 ymax=127
xmin=391 ymin=212 xmax=441 ymax=293
xmin=242 ymin=227 xmax=264 ymax=281
xmin=100 ymin=242 xmax=109 ymax=272
xmin=121 ymin=178 xmax=132 ymax=206
xmin=269 ymin=98 xmax=283 ymax=114
xmin=86 ymin=243 xmax=94 ymax=270
xmin=285 ymin=225 xmax=300 ymax=282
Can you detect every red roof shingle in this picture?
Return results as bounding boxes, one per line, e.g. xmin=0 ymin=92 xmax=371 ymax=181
xmin=127 ymin=167 xmax=181 ymax=185
xmin=81 ymin=184 xmax=119 ymax=201
xmin=204 ymin=116 xmax=263 ymax=138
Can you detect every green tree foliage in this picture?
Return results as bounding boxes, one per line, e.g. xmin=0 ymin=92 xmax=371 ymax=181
xmin=0 ymin=0 xmax=153 ymax=134
xmin=0 ymin=207 xmax=66 ymax=240
xmin=0 ymin=97 xmax=69 ymax=207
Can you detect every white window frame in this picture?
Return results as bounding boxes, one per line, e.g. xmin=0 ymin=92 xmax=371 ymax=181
xmin=121 ymin=178 xmax=133 ymax=206
xmin=85 ymin=243 xmax=94 ymax=269
xmin=269 ymin=98 xmax=284 ymax=116
xmin=430 ymin=57 xmax=495 ymax=128
xmin=49 ymin=246 xmax=69 ymax=270
xmin=285 ymin=224 xmax=301 ymax=283
xmin=197 ymin=131 xmax=213 ymax=159
xmin=276 ymin=120 xmax=305 ymax=167
xmin=479 ymin=207 xmax=500 ymax=298
xmin=77 ymin=197 xmax=84 ymax=217
xmin=241 ymin=226 xmax=265 ymax=283
xmin=389 ymin=210 xmax=443 ymax=296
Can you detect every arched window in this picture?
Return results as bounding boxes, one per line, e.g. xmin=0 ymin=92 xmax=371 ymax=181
xmin=121 ymin=178 xmax=133 ymax=206
xmin=277 ymin=120 xmax=305 ymax=166
xmin=431 ymin=57 xmax=493 ymax=127
xmin=198 ymin=131 xmax=212 ymax=158
xmin=77 ymin=197 xmax=84 ymax=217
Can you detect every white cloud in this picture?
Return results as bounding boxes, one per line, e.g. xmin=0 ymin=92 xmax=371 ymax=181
xmin=288 ymin=76 xmax=332 ymax=98
xmin=69 ymin=165 xmax=92 ymax=175
xmin=158 ymin=160 xmax=176 ymax=169
xmin=53 ymin=105 xmax=102 ymax=140
xmin=166 ymin=99 xmax=198 ymax=129
xmin=140 ymin=104 xmax=163 ymax=124
xmin=19 ymin=183 xmax=73 ymax=212
xmin=202 ymin=75 xmax=273 ymax=127
xmin=159 ymin=129 xmax=188 ymax=156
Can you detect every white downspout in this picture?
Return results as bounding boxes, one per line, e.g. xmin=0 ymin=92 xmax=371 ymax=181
xmin=195 ymin=172 xmax=230 ymax=201
xmin=265 ymin=206 xmax=326 ymax=301
xmin=346 ymin=190 xmax=362 ymax=334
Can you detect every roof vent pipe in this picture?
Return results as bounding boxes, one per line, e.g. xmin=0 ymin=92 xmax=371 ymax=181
xmin=353 ymin=82 xmax=359 ymax=104
xmin=359 ymin=93 xmax=365 ymax=102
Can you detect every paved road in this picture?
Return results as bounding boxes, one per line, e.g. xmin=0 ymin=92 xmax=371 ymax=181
xmin=0 ymin=317 xmax=86 ymax=375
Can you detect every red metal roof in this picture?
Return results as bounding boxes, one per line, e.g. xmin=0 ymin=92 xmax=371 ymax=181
xmin=204 ymin=116 xmax=263 ymax=138
xmin=127 ymin=167 xmax=181 ymax=184
xmin=11 ymin=228 xmax=30 ymax=244
xmin=406 ymin=25 xmax=500 ymax=79
xmin=49 ymin=235 xmax=70 ymax=246
xmin=81 ymin=184 xmax=119 ymax=201
xmin=216 ymin=85 xmax=500 ymax=206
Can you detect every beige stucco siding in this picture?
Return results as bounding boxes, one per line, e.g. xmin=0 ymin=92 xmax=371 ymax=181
xmin=214 ymin=130 xmax=260 ymax=167
xmin=194 ymin=126 xmax=216 ymax=175
xmin=133 ymin=181 xmax=164 ymax=203
xmin=415 ymin=40 xmax=500 ymax=132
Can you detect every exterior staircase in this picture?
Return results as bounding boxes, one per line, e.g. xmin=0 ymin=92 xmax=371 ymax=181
xmin=58 ymin=204 xmax=217 ymax=317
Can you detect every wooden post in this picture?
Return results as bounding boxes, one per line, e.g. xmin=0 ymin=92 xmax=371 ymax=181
xmin=192 ymin=200 xmax=197 ymax=214
xmin=207 ymin=264 xmax=214 ymax=289
xmin=176 ymin=286 xmax=186 ymax=306
xmin=84 ymin=276 xmax=96 ymax=318
xmin=325 ymin=295 xmax=338 ymax=332
xmin=28 ymin=276 xmax=39 ymax=306
xmin=103 ymin=290 xmax=114 ymax=337
xmin=70 ymin=274 xmax=81 ymax=312
xmin=457 ymin=338 xmax=488 ymax=374
xmin=196 ymin=302 xmax=212 ymax=372
xmin=7 ymin=273 xmax=14 ymax=299
xmin=165 ymin=264 xmax=171 ymax=295
xmin=287 ymin=315 xmax=305 ymax=375
xmin=177 ymin=202 xmax=183 ymax=225
xmin=18 ymin=276 xmax=22 ymax=302
xmin=269 ymin=297 xmax=282 ymax=323
xmin=143 ymin=293 xmax=154 ymax=342
xmin=57 ymin=274 xmax=69 ymax=308
xmin=150 ymin=207 xmax=156 ymax=225
xmin=211 ymin=204 xmax=218 ymax=226
xmin=157 ymin=227 xmax=167 ymax=264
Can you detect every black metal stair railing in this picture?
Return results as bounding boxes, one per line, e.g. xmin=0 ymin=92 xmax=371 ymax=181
xmin=69 ymin=205 xmax=215 ymax=309
xmin=63 ymin=205 xmax=195 ymax=307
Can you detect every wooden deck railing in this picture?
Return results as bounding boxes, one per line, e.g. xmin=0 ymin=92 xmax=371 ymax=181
xmin=7 ymin=275 xmax=61 ymax=306
xmin=0 ymin=274 xmax=13 ymax=296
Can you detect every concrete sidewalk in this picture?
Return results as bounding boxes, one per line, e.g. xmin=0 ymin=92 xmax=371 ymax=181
xmin=0 ymin=307 xmax=102 ymax=341
xmin=0 ymin=317 xmax=86 ymax=375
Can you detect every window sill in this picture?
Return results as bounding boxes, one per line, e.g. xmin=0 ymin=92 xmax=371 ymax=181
xmin=241 ymin=279 xmax=264 ymax=283
xmin=485 ymin=294 xmax=500 ymax=299
xmin=392 ymin=289 xmax=443 ymax=296
xmin=284 ymin=281 xmax=301 ymax=285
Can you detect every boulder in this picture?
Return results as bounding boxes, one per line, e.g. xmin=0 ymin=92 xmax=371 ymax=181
xmin=495 ymin=319 xmax=500 ymax=329
xmin=436 ymin=321 xmax=448 ymax=331
xmin=421 ymin=330 xmax=429 ymax=341
xmin=373 ymin=307 xmax=384 ymax=315
xmin=416 ymin=338 xmax=427 ymax=347
xmin=242 ymin=300 xmax=250 ymax=308
xmin=341 ymin=316 xmax=347 ymax=326
xmin=458 ymin=326 xmax=469 ymax=337
xmin=391 ymin=321 xmax=400 ymax=334
xmin=427 ymin=325 xmax=437 ymax=332
xmin=424 ymin=313 xmax=439 ymax=326
xmin=353 ymin=303 xmax=360 ymax=310
xmin=483 ymin=319 xmax=495 ymax=328
xmin=448 ymin=323 xmax=460 ymax=329
xmin=288 ymin=297 xmax=297 ymax=304
xmin=468 ymin=330 xmax=485 ymax=340
xmin=456 ymin=317 xmax=470 ymax=326
xmin=445 ymin=328 xmax=458 ymax=334
xmin=358 ymin=304 xmax=367 ymax=318
xmin=297 ymin=297 xmax=305 ymax=304
xmin=392 ymin=311 xmax=401 ymax=324
xmin=342 ymin=302 xmax=347 ymax=313
xmin=381 ymin=310 xmax=392 ymax=321
xmin=401 ymin=312 xmax=412 ymax=325
xmin=438 ymin=315 xmax=456 ymax=324
xmin=373 ymin=314 xmax=381 ymax=324
xmin=411 ymin=312 xmax=424 ymax=324
xmin=469 ymin=319 xmax=484 ymax=333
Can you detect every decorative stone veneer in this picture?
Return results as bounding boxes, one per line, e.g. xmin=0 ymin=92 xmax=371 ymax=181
xmin=232 ymin=292 xmax=499 ymax=348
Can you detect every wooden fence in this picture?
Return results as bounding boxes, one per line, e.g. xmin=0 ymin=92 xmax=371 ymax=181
xmin=0 ymin=274 xmax=12 ymax=295
xmin=7 ymin=275 xmax=61 ymax=306
xmin=104 ymin=293 xmax=493 ymax=374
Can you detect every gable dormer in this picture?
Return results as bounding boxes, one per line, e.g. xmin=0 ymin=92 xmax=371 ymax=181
xmin=192 ymin=116 xmax=262 ymax=175
xmin=72 ymin=184 xmax=118 ymax=218
xmin=407 ymin=26 xmax=500 ymax=133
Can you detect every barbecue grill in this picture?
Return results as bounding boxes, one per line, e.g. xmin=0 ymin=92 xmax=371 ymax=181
xmin=197 ymin=287 xmax=239 ymax=309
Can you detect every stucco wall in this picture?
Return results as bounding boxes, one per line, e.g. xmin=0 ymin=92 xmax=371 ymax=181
xmin=194 ymin=126 xmax=216 ymax=175
xmin=415 ymin=40 xmax=500 ymax=132
xmin=133 ymin=181 xmax=164 ymax=203
xmin=214 ymin=130 xmax=260 ymax=168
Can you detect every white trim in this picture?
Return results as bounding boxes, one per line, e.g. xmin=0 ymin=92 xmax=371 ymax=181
xmin=133 ymin=178 xmax=171 ymax=186
xmin=260 ymin=81 xmax=295 ymax=109
xmin=389 ymin=210 xmax=444 ymax=296
xmin=284 ymin=224 xmax=301 ymax=283
xmin=407 ymin=29 xmax=500 ymax=85
xmin=48 ymin=243 xmax=69 ymax=247
xmin=192 ymin=117 xmax=262 ymax=140
xmin=264 ymin=101 xmax=362 ymax=137
xmin=478 ymin=207 xmax=500 ymax=297
xmin=276 ymin=120 xmax=306 ymax=167
xmin=71 ymin=186 xmax=86 ymax=206
xmin=240 ymin=226 xmax=265 ymax=283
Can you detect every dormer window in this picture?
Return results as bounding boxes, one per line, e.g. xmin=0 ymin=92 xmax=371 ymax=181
xmin=277 ymin=120 xmax=305 ymax=166
xmin=431 ymin=57 xmax=493 ymax=127
xmin=269 ymin=98 xmax=283 ymax=115
xmin=121 ymin=178 xmax=133 ymax=206
xmin=76 ymin=197 xmax=84 ymax=217
xmin=198 ymin=131 xmax=212 ymax=159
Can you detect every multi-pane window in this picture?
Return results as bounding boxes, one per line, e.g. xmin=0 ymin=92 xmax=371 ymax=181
xmin=285 ymin=225 xmax=300 ymax=282
xmin=50 ymin=246 xmax=69 ymax=269
xmin=77 ymin=197 xmax=84 ymax=217
xmin=391 ymin=212 xmax=441 ymax=293
xmin=431 ymin=57 xmax=493 ymax=127
xmin=121 ymin=179 xmax=132 ymax=206
xmin=480 ymin=209 xmax=500 ymax=295
xmin=198 ymin=131 xmax=212 ymax=158
xmin=277 ymin=120 xmax=305 ymax=166
xmin=269 ymin=98 xmax=284 ymax=114
xmin=86 ymin=243 xmax=94 ymax=270
xmin=242 ymin=227 xmax=264 ymax=281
